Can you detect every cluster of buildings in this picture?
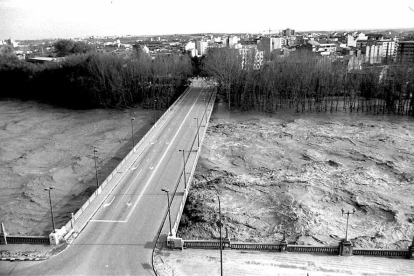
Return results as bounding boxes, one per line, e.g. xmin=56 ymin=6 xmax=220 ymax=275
xmin=0 ymin=38 xmax=18 ymax=48
xmin=182 ymin=29 xmax=414 ymax=70
xmin=2 ymin=29 xmax=414 ymax=68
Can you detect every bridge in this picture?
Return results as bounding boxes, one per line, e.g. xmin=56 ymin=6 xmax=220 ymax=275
xmin=1 ymin=79 xmax=217 ymax=275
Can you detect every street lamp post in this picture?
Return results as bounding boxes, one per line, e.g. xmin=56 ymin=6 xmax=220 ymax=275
xmin=179 ymin=149 xmax=187 ymax=189
xmin=153 ymin=99 xmax=157 ymax=124
xmin=217 ymin=196 xmax=223 ymax=276
xmin=161 ymin=188 xmax=173 ymax=236
xmin=131 ymin=118 xmax=135 ymax=149
xmin=93 ymin=148 xmax=99 ymax=189
xmin=341 ymin=208 xmax=356 ymax=241
xmin=194 ymin=117 xmax=200 ymax=148
xmin=44 ymin=187 xmax=56 ymax=233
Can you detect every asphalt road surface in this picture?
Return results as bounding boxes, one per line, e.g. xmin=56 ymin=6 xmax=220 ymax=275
xmin=1 ymin=83 xmax=213 ymax=276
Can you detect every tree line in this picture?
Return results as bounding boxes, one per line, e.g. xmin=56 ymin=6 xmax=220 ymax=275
xmin=201 ymin=48 xmax=414 ymax=116
xmin=0 ymin=42 xmax=192 ymax=109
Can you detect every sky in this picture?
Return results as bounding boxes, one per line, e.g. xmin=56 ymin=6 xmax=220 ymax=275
xmin=1 ymin=0 xmax=414 ymax=40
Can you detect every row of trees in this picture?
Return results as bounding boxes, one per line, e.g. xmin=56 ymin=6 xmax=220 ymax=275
xmin=202 ymin=48 xmax=414 ymax=116
xmin=54 ymin=39 xmax=93 ymax=57
xmin=0 ymin=49 xmax=192 ymax=109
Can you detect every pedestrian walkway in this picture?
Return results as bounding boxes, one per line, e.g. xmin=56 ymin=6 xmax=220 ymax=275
xmin=154 ymin=248 xmax=414 ymax=276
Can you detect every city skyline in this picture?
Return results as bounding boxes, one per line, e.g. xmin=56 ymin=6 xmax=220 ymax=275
xmin=1 ymin=0 xmax=414 ymax=40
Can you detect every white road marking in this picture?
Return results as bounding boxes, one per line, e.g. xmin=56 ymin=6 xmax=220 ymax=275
xmin=126 ymin=198 xmax=132 ymax=207
xmin=103 ymin=197 xmax=115 ymax=208
xmin=90 ymin=220 xmax=126 ymax=223
xmin=113 ymin=169 xmax=142 ymax=210
xmin=124 ymin=90 xmax=202 ymax=222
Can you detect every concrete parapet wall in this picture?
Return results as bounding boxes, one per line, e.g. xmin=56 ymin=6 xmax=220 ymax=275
xmin=171 ymin=86 xmax=217 ymax=236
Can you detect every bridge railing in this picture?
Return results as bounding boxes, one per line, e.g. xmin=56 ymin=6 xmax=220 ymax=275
xmin=353 ymin=248 xmax=409 ymax=258
xmin=169 ymin=85 xmax=217 ymax=236
xmin=287 ymin=245 xmax=339 ymax=254
xmin=0 ymin=234 xmax=50 ymax=245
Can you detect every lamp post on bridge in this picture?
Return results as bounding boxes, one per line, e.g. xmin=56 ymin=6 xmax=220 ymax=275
xmin=340 ymin=208 xmax=356 ymax=256
xmin=44 ymin=187 xmax=56 ymax=233
xmin=217 ymin=195 xmax=223 ymax=276
xmin=153 ymin=99 xmax=157 ymax=124
xmin=161 ymin=188 xmax=173 ymax=236
xmin=194 ymin=117 xmax=200 ymax=148
xmin=341 ymin=208 xmax=356 ymax=241
xmin=93 ymin=147 xmax=99 ymax=189
xmin=179 ymin=149 xmax=187 ymax=189
xmin=131 ymin=118 xmax=135 ymax=149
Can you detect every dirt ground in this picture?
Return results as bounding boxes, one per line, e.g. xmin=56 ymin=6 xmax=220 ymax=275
xmin=0 ymin=99 xmax=154 ymax=235
xmin=178 ymin=100 xmax=414 ymax=249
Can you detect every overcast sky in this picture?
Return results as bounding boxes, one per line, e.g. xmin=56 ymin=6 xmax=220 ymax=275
xmin=1 ymin=0 xmax=414 ymax=40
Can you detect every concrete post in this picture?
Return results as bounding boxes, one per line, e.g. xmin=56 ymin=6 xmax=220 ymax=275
xmin=408 ymin=236 xmax=414 ymax=259
xmin=1 ymin=223 xmax=7 ymax=245
xmin=280 ymin=230 xmax=288 ymax=252
xmin=223 ymin=227 xmax=231 ymax=250
xmin=339 ymin=239 xmax=353 ymax=256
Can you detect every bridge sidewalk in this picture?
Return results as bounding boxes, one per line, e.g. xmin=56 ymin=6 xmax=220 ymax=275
xmin=155 ymin=248 xmax=414 ymax=276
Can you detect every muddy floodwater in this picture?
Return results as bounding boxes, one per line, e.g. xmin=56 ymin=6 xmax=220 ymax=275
xmin=178 ymin=101 xmax=414 ymax=249
xmin=0 ymin=99 xmax=153 ymax=235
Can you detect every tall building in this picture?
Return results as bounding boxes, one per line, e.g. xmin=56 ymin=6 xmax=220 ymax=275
xmin=227 ymin=35 xmax=239 ymax=47
xmin=397 ymin=41 xmax=414 ymax=63
xmin=357 ymin=40 xmax=397 ymax=64
xmin=4 ymin=38 xmax=18 ymax=48
xmin=257 ymin=37 xmax=285 ymax=56
xmin=283 ymin=28 xmax=295 ymax=37
xmin=196 ymin=41 xmax=208 ymax=56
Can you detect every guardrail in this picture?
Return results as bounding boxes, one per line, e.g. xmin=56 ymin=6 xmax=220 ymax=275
xmin=170 ymin=86 xmax=217 ymax=236
xmin=153 ymin=81 xmax=218 ymax=276
xmin=288 ymin=245 xmax=339 ymax=254
xmin=184 ymin=240 xmax=221 ymax=249
xmin=353 ymin=248 xmax=409 ymax=258
xmin=231 ymin=242 xmax=282 ymax=251
xmin=0 ymin=235 xmax=49 ymax=245
xmin=181 ymin=239 xmax=413 ymax=259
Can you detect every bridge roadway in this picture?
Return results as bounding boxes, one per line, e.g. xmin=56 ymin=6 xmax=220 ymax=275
xmin=1 ymin=83 xmax=214 ymax=276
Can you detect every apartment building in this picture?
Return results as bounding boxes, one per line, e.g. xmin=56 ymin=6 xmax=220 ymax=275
xmin=397 ymin=41 xmax=414 ymax=63
xmin=257 ymin=37 xmax=285 ymax=56
xmin=196 ymin=41 xmax=208 ymax=56
xmin=356 ymin=40 xmax=397 ymax=64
